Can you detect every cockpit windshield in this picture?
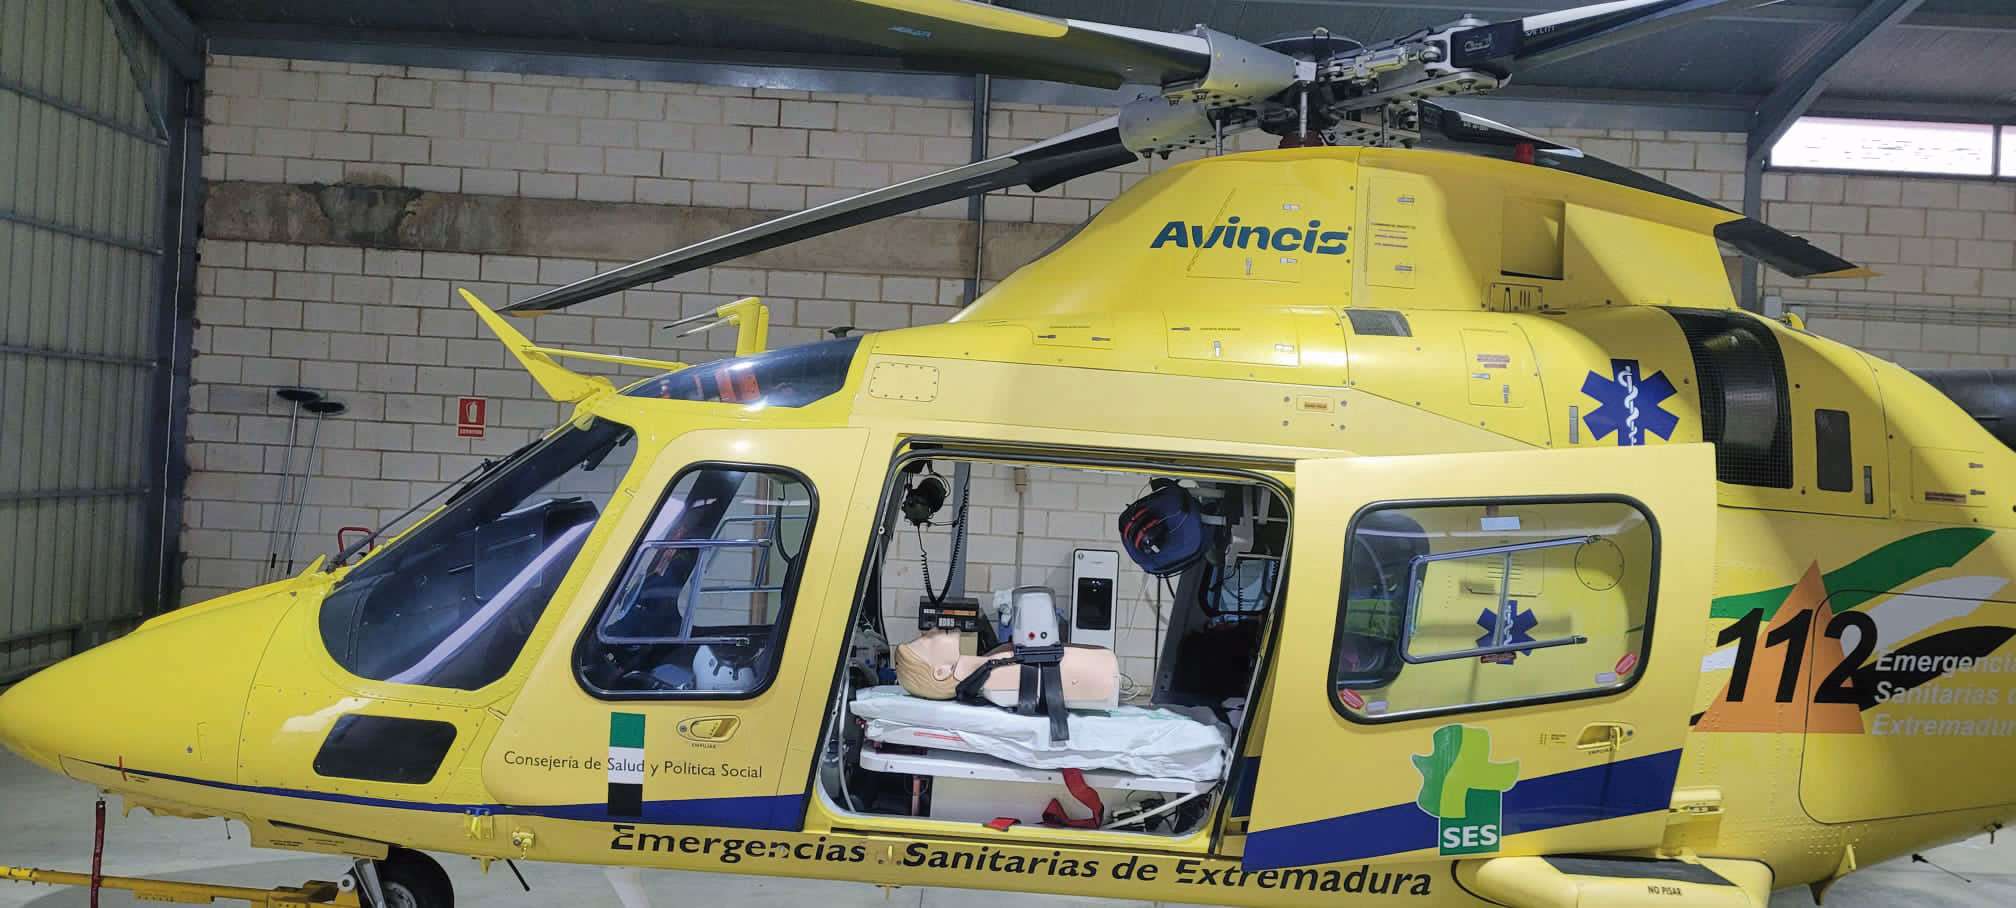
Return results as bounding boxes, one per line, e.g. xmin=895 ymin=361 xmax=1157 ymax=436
xmin=624 ymin=336 xmax=860 ymax=407
xmin=319 ymin=418 xmax=637 ymax=690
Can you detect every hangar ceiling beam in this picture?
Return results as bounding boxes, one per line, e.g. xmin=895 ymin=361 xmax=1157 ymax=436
xmin=1747 ymin=0 xmax=1928 ymax=165
xmin=114 ymin=0 xmax=204 ymax=80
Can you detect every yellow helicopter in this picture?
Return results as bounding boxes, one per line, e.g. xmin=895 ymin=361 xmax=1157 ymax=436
xmin=5 ymin=1 xmax=2013 ymax=906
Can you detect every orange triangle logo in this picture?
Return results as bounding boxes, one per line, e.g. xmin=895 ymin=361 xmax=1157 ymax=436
xmin=1696 ymin=564 xmax=1865 ymax=734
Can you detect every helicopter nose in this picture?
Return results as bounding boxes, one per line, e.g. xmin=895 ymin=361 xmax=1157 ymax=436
xmin=0 ymin=665 xmax=65 ymax=772
xmin=0 ymin=638 xmax=157 ymax=775
xmin=0 ymin=585 xmax=296 ymax=783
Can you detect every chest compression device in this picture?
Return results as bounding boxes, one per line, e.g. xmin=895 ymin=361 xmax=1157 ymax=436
xmin=958 ymin=587 xmax=1073 ymax=740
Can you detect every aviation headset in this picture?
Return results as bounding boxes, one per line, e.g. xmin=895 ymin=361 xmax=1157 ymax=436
xmin=900 ymin=462 xmax=968 ymax=607
xmin=901 ymin=466 xmax=949 ymax=527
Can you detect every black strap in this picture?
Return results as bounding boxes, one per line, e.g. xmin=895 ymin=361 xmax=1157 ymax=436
xmin=1017 ymin=663 xmax=1042 ymax=715
xmin=1040 ymin=663 xmax=1069 ymax=743
xmin=956 ymin=656 xmax=1071 ymax=743
xmin=955 ymin=656 xmax=1017 ymax=704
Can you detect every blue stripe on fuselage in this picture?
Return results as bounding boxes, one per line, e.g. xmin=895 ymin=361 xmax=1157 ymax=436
xmin=78 ymin=760 xmax=805 ymax=830
xmin=1242 ymin=748 xmax=1682 ymax=870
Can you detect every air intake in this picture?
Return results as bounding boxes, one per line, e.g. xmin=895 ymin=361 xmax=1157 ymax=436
xmin=1912 ymin=369 xmax=2016 ymax=451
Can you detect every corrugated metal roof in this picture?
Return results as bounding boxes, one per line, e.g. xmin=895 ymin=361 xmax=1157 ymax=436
xmin=182 ymin=0 xmax=2016 ymax=112
xmin=1830 ymin=24 xmax=2016 ymax=107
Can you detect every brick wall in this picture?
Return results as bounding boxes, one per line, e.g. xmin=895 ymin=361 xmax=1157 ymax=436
xmin=182 ymin=241 xmax=972 ymax=599
xmin=181 ymin=55 xmax=1282 ymax=610
xmin=1763 ymin=171 xmax=2016 ymax=368
xmin=197 ymin=54 xmax=1271 ymax=224
xmin=183 ymin=54 xmax=2016 ymax=624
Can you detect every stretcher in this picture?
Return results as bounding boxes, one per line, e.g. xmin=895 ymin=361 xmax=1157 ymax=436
xmin=851 ymin=685 xmax=1229 ymax=781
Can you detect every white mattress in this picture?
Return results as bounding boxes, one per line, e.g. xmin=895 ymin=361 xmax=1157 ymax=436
xmin=851 ymin=686 xmax=1229 ymax=782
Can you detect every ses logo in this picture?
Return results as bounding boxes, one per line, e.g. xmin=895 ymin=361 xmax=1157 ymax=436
xmin=1150 ymin=217 xmax=1349 ymax=255
xmin=1413 ymin=725 xmax=1519 ymax=856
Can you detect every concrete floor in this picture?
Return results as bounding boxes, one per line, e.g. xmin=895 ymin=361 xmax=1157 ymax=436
xmin=0 ymin=748 xmax=2010 ymax=907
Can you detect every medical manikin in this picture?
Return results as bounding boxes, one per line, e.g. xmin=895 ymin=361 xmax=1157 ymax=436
xmin=894 ymin=588 xmax=1119 ymax=740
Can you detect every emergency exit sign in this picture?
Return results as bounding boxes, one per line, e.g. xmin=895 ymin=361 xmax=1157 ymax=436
xmin=457 ymin=397 xmax=486 ymax=438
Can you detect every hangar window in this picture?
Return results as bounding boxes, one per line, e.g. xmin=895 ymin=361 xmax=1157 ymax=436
xmin=1770 ymin=117 xmax=1996 ymax=177
xmin=319 ymin=419 xmax=636 ymax=691
xmin=1669 ymin=310 xmax=1793 ymax=489
xmin=1332 ymin=498 xmax=1656 ymax=721
xmin=575 ymin=465 xmax=815 ymax=699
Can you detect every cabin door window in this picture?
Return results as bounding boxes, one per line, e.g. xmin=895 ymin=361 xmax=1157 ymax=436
xmin=1332 ymin=498 xmax=1657 ymax=721
xmin=575 ymin=465 xmax=816 ymax=699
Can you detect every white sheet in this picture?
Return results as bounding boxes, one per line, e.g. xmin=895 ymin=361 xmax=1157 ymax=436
xmin=851 ymin=686 xmax=1229 ymax=782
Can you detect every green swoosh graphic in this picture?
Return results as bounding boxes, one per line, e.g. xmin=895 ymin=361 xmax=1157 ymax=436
xmin=1708 ymin=527 xmax=1994 ymax=620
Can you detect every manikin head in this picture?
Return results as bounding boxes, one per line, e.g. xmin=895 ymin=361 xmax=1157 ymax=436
xmin=892 ymin=629 xmax=966 ymax=699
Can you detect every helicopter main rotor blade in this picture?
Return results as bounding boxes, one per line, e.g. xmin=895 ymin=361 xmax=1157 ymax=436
xmin=662 ymin=0 xmax=1212 ymax=90
xmin=1448 ymin=0 xmax=1782 ymax=72
xmin=1419 ymin=101 xmax=1869 ymax=280
xmin=501 ymin=118 xmax=1138 ymax=314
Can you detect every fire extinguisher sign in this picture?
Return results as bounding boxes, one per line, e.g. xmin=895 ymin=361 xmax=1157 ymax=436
xmin=457 ymin=397 xmax=487 ymax=438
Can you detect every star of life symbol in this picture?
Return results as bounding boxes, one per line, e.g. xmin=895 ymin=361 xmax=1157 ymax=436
xmin=1580 ymin=358 xmax=1678 ymax=446
xmin=1475 ymin=600 xmax=1538 ymax=665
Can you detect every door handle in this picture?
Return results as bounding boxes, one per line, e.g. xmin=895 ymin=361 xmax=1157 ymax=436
xmin=1575 ymin=722 xmax=1634 ymax=753
xmin=679 ymin=715 xmax=741 ymax=743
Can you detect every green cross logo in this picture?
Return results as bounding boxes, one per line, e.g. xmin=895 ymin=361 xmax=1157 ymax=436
xmin=1413 ymin=724 xmax=1519 ymax=855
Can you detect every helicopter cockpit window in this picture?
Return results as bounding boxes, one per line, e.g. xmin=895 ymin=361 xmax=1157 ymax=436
xmin=319 ymin=419 xmax=637 ymax=691
xmin=576 ymin=465 xmax=814 ymax=699
xmin=1332 ymin=499 xmax=1656 ymax=721
xmin=625 ymin=336 xmax=860 ymax=407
